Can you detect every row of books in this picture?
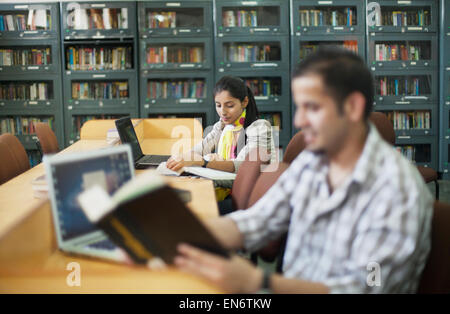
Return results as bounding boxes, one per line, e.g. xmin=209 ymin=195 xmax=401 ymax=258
xmin=244 ymin=79 xmax=281 ymax=97
xmin=222 ymin=10 xmax=258 ymax=27
xmin=225 ymin=44 xmax=278 ymax=62
xmin=146 ymin=47 xmax=203 ymax=64
xmin=0 ymin=47 xmax=51 ymax=66
xmin=377 ymin=77 xmax=428 ymax=96
xmin=69 ymin=8 xmax=128 ymax=30
xmin=259 ymin=113 xmax=281 ymax=128
xmin=147 ymin=11 xmax=176 ymax=29
xmin=300 ymin=41 xmax=358 ymax=59
xmin=66 ymin=46 xmax=132 ymax=71
xmin=71 ymin=82 xmax=128 ymax=100
xmin=299 ymin=8 xmax=356 ymax=27
xmin=375 ymin=43 xmax=427 ymax=61
xmin=379 ymin=10 xmax=430 ymax=27
xmin=0 ymin=9 xmax=50 ymax=31
xmin=386 ymin=111 xmax=431 ymax=130
xmin=0 ymin=116 xmax=54 ymax=135
xmin=147 ymin=80 xmax=206 ymax=99
xmin=0 ymin=82 xmax=51 ymax=100
xmin=395 ymin=146 xmax=416 ymax=163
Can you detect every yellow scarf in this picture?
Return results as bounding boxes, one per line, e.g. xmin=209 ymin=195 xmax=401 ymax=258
xmin=215 ymin=110 xmax=246 ymax=202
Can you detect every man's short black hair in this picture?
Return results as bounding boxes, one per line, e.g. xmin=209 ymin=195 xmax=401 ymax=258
xmin=292 ymin=47 xmax=374 ymax=120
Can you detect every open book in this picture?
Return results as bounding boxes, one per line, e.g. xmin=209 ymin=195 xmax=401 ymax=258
xmin=77 ymin=171 xmax=229 ymax=264
xmin=156 ymin=162 xmax=237 ymax=181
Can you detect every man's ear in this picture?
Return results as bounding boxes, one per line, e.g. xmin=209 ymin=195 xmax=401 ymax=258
xmin=344 ymin=91 xmax=366 ymax=122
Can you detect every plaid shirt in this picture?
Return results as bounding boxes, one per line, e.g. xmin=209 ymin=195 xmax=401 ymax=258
xmin=192 ymin=119 xmax=277 ymax=172
xmin=228 ymin=124 xmax=433 ymax=293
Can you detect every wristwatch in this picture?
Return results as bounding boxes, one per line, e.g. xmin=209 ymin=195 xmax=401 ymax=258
xmin=202 ymin=155 xmax=210 ymax=168
xmin=259 ymin=269 xmax=272 ymax=293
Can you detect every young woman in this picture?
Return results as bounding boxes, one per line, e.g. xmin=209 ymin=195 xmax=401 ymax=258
xmin=166 ymin=75 xmax=277 ymax=203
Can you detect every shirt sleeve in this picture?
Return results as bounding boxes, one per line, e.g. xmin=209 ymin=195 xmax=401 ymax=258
xmin=191 ymin=120 xmax=223 ymax=156
xmin=325 ymin=177 xmax=433 ymax=294
xmin=227 ymin=159 xmax=304 ymax=252
xmin=233 ymin=119 xmax=275 ymax=172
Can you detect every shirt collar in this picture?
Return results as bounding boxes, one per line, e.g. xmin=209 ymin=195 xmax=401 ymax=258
xmin=307 ymin=122 xmax=382 ymax=187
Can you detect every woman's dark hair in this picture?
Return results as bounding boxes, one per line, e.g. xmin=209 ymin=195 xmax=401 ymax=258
xmin=213 ymin=76 xmax=259 ymax=129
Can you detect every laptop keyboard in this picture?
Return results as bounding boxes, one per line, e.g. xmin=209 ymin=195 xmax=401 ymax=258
xmin=139 ymin=155 xmax=170 ymax=164
xmin=86 ymin=239 xmax=117 ymax=251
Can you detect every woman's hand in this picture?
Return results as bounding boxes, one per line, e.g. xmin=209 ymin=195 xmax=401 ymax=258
xmin=166 ymin=152 xmax=204 ymax=171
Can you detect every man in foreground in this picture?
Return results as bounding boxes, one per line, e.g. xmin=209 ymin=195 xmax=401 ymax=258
xmin=175 ymin=48 xmax=433 ymax=293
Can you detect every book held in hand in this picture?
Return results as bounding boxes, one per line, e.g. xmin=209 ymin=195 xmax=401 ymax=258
xmin=77 ymin=171 xmax=229 ymax=264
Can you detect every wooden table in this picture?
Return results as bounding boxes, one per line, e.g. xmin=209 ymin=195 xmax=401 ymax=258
xmin=0 ymin=121 xmax=222 ymax=293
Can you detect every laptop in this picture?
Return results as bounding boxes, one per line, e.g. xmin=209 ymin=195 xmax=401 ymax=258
xmin=44 ymin=145 xmax=135 ymax=262
xmin=115 ymin=117 xmax=170 ymax=168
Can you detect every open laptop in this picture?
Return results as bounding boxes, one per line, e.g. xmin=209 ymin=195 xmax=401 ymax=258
xmin=44 ymin=145 xmax=135 ymax=262
xmin=115 ymin=117 xmax=170 ymax=169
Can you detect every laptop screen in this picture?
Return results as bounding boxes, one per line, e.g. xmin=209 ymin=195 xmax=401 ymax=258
xmin=115 ymin=117 xmax=143 ymax=162
xmin=46 ymin=147 xmax=133 ymax=242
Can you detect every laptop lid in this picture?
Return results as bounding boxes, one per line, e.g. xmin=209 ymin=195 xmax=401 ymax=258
xmin=44 ymin=145 xmax=135 ymax=248
xmin=115 ymin=117 xmax=144 ymax=163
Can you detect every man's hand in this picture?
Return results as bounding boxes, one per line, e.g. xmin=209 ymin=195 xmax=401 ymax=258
xmin=175 ymin=243 xmax=263 ymax=294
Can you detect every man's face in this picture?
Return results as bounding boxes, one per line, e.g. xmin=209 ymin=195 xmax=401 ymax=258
xmin=292 ymin=75 xmax=349 ymax=154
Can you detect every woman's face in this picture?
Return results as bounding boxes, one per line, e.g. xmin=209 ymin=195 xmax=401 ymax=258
xmin=215 ymin=90 xmax=248 ymax=125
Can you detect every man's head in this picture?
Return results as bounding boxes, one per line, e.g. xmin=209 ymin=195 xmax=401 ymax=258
xmin=291 ymin=47 xmax=374 ymax=154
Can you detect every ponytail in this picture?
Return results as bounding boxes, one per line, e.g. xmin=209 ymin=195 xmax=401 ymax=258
xmin=244 ymin=86 xmax=259 ymax=129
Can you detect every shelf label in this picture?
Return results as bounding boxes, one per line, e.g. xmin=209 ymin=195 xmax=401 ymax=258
xmin=179 ymin=64 xmax=195 ymax=68
xmin=404 ymin=96 xmax=427 ymax=100
xmin=166 ymin=3 xmax=181 ymax=7
xmin=254 ymin=28 xmax=270 ymax=32
xmin=398 ymin=0 xmax=411 ymax=4
xmin=410 ymin=62 xmax=417 ymax=65
xmin=254 ymin=96 xmax=269 ymax=100
xmin=68 ymin=106 xmax=73 ymax=110
xmin=252 ymin=63 xmax=278 ymax=67
xmin=29 ymin=101 xmax=38 ymax=105
xmin=318 ymin=1 xmax=333 ymax=4
xmin=333 ymin=27 xmax=344 ymax=30
xmin=408 ymin=27 xmax=423 ymax=31
xmin=397 ymin=136 xmax=411 ymax=139
xmin=14 ymin=5 xmax=28 ymax=9
xmin=91 ymin=4 xmax=106 ymax=8
xmin=24 ymin=31 xmax=38 ymax=34
xmin=242 ymin=1 xmax=257 ymax=5
xmin=93 ymin=74 xmax=106 ymax=78
xmin=395 ymin=101 xmax=410 ymax=104
xmin=179 ymin=29 xmax=192 ymax=33
xmin=92 ymin=35 xmax=106 ymax=39
xmin=179 ymin=98 xmax=198 ymax=104
xmin=27 ymin=66 xmax=39 ymax=70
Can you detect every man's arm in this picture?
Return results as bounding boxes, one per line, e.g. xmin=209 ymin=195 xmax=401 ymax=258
xmin=203 ymin=217 xmax=244 ymax=250
xmin=175 ymin=243 xmax=329 ymax=294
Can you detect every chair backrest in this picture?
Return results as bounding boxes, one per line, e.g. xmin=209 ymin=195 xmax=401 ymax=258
xmin=247 ymin=162 xmax=290 ymax=207
xmin=418 ymin=201 xmax=450 ymax=293
xmin=369 ymin=112 xmax=395 ymax=145
xmin=283 ymin=131 xmax=306 ymax=164
xmin=35 ymin=122 xmax=59 ymax=154
xmin=231 ymin=148 xmax=271 ymax=210
xmin=0 ymin=134 xmax=30 ymax=185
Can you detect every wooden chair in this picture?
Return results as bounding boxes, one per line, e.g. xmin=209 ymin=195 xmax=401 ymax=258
xmin=369 ymin=112 xmax=439 ymax=199
xmin=35 ymin=122 xmax=59 ymax=155
xmin=417 ymin=201 xmax=450 ymax=293
xmin=0 ymin=134 xmax=30 ymax=185
xmin=283 ymin=131 xmax=306 ymax=164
